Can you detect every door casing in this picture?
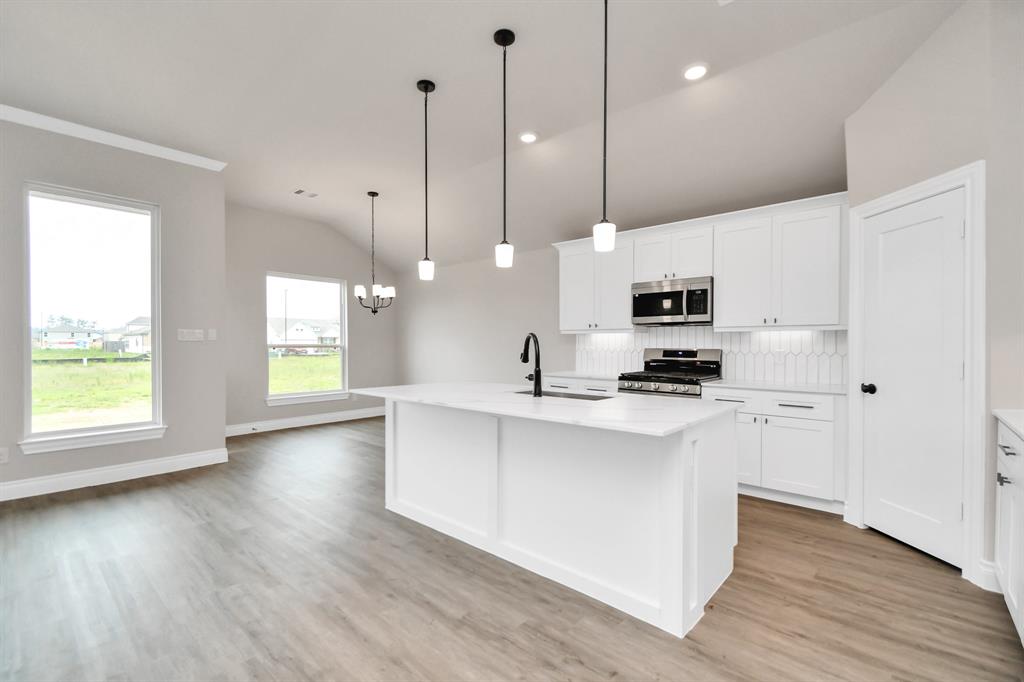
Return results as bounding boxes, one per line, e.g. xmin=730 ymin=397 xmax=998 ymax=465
xmin=846 ymin=160 xmax=991 ymax=591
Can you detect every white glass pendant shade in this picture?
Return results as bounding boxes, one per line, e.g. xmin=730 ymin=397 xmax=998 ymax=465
xmin=382 ymin=286 xmax=396 ymax=298
xmin=495 ymin=241 xmax=514 ymax=268
xmin=418 ymin=258 xmax=435 ymax=281
xmin=353 ymin=284 xmax=367 ymax=298
xmin=593 ymin=221 xmax=616 ymax=252
xmin=372 ymin=283 xmax=384 ymax=297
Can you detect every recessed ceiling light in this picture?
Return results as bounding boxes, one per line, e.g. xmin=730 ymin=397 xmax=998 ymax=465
xmin=519 ymin=131 xmax=538 ymax=144
xmin=683 ymin=63 xmax=708 ymax=81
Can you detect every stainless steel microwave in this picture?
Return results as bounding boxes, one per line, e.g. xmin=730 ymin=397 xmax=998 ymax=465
xmin=631 ymin=276 xmax=713 ymax=326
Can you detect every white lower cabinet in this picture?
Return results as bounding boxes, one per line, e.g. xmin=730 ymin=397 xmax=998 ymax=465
xmin=734 ymin=412 xmax=762 ymax=487
xmin=761 ymin=416 xmax=834 ymax=499
xmin=704 ymin=386 xmax=843 ymax=510
xmin=542 ymin=376 xmax=618 ymax=397
xmin=994 ymin=418 xmax=1024 ymax=645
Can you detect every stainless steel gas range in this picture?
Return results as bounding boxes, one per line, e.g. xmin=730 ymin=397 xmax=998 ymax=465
xmin=617 ymin=348 xmax=722 ymax=398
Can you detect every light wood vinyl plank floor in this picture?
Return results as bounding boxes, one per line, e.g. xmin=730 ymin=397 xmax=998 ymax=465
xmin=2 ymin=417 xmax=1021 ymax=681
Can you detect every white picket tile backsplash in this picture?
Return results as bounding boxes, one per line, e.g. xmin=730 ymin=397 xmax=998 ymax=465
xmin=575 ymin=328 xmax=848 ymax=386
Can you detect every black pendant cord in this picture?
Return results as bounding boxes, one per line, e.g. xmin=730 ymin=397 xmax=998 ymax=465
xmin=370 ymin=193 xmax=376 ymax=286
xmin=423 ymin=89 xmax=429 ymax=259
xmin=601 ymin=0 xmax=609 ymax=223
xmin=502 ymin=43 xmax=508 ymax=244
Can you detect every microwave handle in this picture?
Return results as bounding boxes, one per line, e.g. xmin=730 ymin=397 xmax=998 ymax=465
xmin=681 ymin=286 xmax=688 ymax=320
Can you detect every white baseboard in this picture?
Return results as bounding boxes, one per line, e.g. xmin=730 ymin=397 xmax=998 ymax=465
xmin=739 ymin=484 xmax=845 ymax=515
xmin=966 ymin=558 xmax=1001 ymax=593
xmin=225 ymin=406 xmax=385 ymax=437
xmin=0 ymin=447 xmax=228 ymax=502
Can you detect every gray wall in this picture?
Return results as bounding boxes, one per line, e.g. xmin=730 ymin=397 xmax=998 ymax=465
xmin=225 ymin=202 xmax=395 ymax=426
xmin=843 ymin=0 xmax=1024 ymax=559
xmin=0 ymin=121 xmax=226 ymax=482
xmin=395 ymin=247 xmax=575 ymax=386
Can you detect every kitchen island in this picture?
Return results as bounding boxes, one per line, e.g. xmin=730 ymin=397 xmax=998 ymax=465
xmin=351 ymin=382 xmax=738 ymax=638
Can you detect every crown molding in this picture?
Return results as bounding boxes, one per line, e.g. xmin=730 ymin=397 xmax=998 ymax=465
xmin=0 ymin=104 xmax=227 ymax=172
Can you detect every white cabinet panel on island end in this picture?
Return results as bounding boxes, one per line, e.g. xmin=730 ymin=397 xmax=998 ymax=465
xmin=352 ymin=382 xmax=738 ymax=638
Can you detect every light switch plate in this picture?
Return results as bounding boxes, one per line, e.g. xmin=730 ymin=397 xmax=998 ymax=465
xmin=177 ymin=328 xmax=205 ymax=342
xmin=207 ymin=328 xmax=217 ymax=341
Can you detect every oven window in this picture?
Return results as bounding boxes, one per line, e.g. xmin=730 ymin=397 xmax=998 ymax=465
xmin=633 ymin=290 xmax=686 ymax=318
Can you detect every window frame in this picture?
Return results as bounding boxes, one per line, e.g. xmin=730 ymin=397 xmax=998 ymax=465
xmin=264 ymin=271 xmax=349 ymax=407
xmin=19 ymin=182 xmax=165 ymax=454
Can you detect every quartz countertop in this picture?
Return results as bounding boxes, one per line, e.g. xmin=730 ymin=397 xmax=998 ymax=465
xmin=994 ymin=409 xmax=1024 ymax=441
xmin=702 ymin=380 xmax=847 ymax=395
xmin=351 ymin=382 xmax=736 ymax=438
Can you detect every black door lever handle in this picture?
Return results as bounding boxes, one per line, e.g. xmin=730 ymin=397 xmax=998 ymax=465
xmin=861 ymin=383 xmax=877 ymax=395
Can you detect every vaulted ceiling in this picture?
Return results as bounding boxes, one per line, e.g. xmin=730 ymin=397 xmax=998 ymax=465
xmin=1 ymin=0 xmax=957 ymax=269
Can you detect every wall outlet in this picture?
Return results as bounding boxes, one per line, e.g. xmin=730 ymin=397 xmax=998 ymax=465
xmin=207 ymin=328 xmax=217 ymax=341
xmin=0 ymin=447 xmax=9 ymax=464
xmin=177 ymin=328 xmax=205 ymax=342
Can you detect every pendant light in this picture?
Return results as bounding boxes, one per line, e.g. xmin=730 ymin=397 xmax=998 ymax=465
xmin=354 ymin=191 xmax=396 ymax=314
xmin=494 ymin=28 xmax=516 ymax=269
xmin=592 ymin=0 xmax=616 ymax=252
xmin=417 ymin=79 xmax=436 ymax=280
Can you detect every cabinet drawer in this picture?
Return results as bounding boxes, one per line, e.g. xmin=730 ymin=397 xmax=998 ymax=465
xmin=543 ymin=378 xmax=580 ymax=392
xmin=997 ymin=423 xmax=1024 ymax=475
xmin=580 ymin=381 xmax=617 ymax=396
xmin=702 ymin=387 xmax=762 ymax=413
xmin=761 ymin=392 xmax=834 ymax=422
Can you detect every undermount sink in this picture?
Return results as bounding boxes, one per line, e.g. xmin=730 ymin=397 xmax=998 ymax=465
xmin=514 ymin=390 xmax=614 ymax=401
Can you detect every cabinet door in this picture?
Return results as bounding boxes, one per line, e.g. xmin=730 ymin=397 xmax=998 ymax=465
xmin=771 ymin=206 xmax=841 ymax=326
xmin=671 ymin=226 xmax=713 ymax=278
xmin=761 ymin=416 xmax=834 ymax=500
xmin=996 ymin=474 xmax=1021 ymax=616
xmin=634 ymin=234 xmax=672 ymax=282
xmin=713 ymin=218 xmax=773 ymax=328
xmin=735 ymin=412 xmax=762 ymax=487
xmin=559 ymin=249 xmax=595 ymax=331
xmin=595 ymin=240 xmax=634 ymax=330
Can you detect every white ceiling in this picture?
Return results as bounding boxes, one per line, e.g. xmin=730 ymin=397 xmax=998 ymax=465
xmin=1 ymin=0 xmax=957 ymax=270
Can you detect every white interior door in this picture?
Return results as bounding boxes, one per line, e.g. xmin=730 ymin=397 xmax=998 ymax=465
xmin=862 ymin=188 xmax=965 ymax=567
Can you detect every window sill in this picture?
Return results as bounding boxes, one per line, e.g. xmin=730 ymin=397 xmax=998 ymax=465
xmin=19 ymin=424 xmax=168 ymax=455
xmin=265 ymin=391 xmax=351 ymax=407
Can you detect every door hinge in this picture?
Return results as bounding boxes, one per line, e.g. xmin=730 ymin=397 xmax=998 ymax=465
xmin=961 ymin=502 xmax=964 ymax=521
xmin=961 ymin=219 xmax=966 ymax=239
xmin=961 ymin=361 xmax=965 ymax=381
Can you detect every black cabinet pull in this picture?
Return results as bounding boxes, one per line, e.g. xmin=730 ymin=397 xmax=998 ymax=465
xmin=778 ymin=403 xmax=814 ymax=409
xmin=861 ymin=383 xmax=877 ymax=394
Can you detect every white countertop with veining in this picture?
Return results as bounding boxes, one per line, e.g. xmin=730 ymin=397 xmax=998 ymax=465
xmin=545 ymin=369 xmax=620 ymax=381
xmin=994 ymin=409 xmax=1024 ymax=441
xmin=352 ymin=382 xmax=736 ymax=438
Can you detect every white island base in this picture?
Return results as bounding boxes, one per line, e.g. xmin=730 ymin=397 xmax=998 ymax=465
xmin=354 ymin=383 xmax=738 ymax=638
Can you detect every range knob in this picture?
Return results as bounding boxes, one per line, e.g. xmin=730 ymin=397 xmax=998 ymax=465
xmin=669 ymin=385 xmax=678 ymax=392
xmin=625 ymin=382 xmax=634 ymax=388
xmin=651 ymin=383 xmax=660 ymax=390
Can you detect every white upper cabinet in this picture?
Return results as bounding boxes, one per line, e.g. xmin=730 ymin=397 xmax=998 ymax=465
xmin=595 ymin=240 xmax=634 ymax=330
xmin=671 ymin=226 xmax=713 ymax=279
xmin=558 ymin=239 xmax=634 ymax=332
xmin=634 ymin=225 xmax=712 ymax=282
xmin=714 ymin=202 xmax=844 ymax=330
xmin=772 ymin=206 xmax=841 ymax=326
xmin=559 ymin=248 xmax=596 ymax=332
xmin=555 ymin=193 xmax=847 ymax=334
xmin=713 ymin=218 xmax=773 ymax=328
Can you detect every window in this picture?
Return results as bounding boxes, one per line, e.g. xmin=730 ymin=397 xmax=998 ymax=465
xmin=266 ymin=273 xmax=346 ymax=405
xmin=24 ymin=186 xmax=162 ymax=450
